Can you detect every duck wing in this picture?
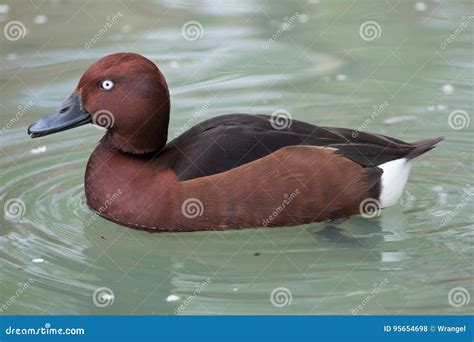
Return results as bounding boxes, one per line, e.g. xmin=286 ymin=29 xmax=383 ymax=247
xmin=162 ymin=113 xmax=434 ymax=181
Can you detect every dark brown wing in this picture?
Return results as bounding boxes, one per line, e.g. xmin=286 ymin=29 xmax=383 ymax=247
xmin=161 ymin=114 xmax=421 ymax=181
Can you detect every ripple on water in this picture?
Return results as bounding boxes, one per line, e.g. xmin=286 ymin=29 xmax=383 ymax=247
xmin=1 ymin=0 xmax=473 ymax=313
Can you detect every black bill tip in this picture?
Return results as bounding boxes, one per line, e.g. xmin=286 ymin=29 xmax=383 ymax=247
xmin=27 ymin=92 xmax=92 ymax=138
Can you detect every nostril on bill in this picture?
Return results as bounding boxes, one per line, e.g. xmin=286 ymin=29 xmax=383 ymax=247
xmin=60 ymin=106 xmax=70 ymax=114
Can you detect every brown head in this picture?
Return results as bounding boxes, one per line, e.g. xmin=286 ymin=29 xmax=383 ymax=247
xmin=28 ymin=53 xmax=170 ymax=153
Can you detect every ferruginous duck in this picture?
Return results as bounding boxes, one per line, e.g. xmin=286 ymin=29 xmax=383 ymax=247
xmin=28 ymin=53 xmax=443 ymax=232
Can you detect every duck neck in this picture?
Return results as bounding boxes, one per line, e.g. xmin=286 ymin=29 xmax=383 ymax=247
xmin=107 ymin=98 xmax=170 ymax=155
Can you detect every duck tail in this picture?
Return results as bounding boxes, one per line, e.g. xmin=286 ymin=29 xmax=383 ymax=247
xmin=406 ymin=136 xmax=444 ymax=160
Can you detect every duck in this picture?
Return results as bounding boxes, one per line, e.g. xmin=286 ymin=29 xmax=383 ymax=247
xmin=27 ymin=53 xmax=444 ymax=232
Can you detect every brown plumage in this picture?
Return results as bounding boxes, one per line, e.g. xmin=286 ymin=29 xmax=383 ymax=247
xmin=85 ymin=143 xmax=379 ymax=231
xmin=27 ymin=53 xmax=444 ymax=232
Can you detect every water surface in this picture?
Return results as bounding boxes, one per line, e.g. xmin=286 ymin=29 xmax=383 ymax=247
xmin=0 ymin=0 xmax=473 ymax=314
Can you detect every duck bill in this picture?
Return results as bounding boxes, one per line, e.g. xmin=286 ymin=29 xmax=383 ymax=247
xmin=27 ymin=92 xmax=92 ymax=138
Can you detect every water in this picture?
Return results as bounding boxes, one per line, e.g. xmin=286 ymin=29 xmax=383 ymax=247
xmin=1 ymin=0 xmax=473 ymax=315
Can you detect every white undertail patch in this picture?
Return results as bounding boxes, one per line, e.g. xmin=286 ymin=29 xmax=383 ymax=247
xmin=378 ymin=158 xmax=413 ymax=208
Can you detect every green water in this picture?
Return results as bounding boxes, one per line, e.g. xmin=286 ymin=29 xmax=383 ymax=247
xmin=0 ymin=0 xmax=473 ymax=315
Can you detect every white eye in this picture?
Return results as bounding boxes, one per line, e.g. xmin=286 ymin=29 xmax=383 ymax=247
xmin=100 ymin=80 xmax=114 ymax=90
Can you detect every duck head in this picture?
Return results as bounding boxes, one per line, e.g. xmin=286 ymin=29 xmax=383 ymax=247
xmin=28 ymin=53 xmax=170 ymax=154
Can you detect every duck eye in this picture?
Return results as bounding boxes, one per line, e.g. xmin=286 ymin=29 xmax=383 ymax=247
xmin=100 ymin=80 xmax=114 ymax=90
